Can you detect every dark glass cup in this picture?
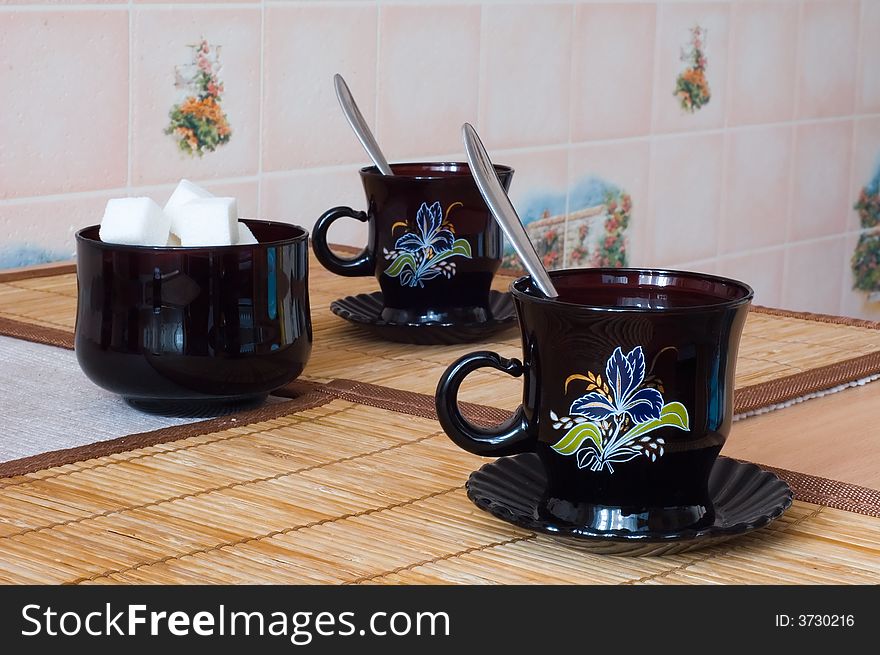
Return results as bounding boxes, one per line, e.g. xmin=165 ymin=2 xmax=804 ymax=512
xmin=74 ymin=220 xmax=312 ymax=410
xmin=311 ymin=162 xmax=513 ymax=325
xmin=436 ymin=268 xmax=753 ymax=533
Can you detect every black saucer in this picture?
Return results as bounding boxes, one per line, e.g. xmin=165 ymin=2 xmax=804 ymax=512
xmin=329 ymin=291 xmax=517 ymax=345
xmin=467 ymin=454 xmax=793 ymax=556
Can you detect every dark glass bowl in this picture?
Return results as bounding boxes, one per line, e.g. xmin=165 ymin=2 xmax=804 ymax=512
xmin=74 ymin=220 xmax=312 ymax=412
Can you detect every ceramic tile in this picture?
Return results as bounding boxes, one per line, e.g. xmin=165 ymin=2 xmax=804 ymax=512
xmin=377 ymin=4 xmax=480 ymax=159
xmin=840 ymin=230 xmax=880 ymax=320
xmin=263 ymin=4 xmax=378 ymax=171
xmin=797 ymin=0 xmax=858 ymax=119
xmin=131 ymin=7 xmax=261 ymax=185
xmin=0 ymin=10 xmax=128 ymax=198
xmin=850 ymin=117 xmax=880 ymax=232
xmin=727 ymin=1 xmax=797 ymax=126
xmin=2 ymin=0 xmax=118 ymax=3
xmin=481 ymin=3 xmax=572 ymax=149
xmin=571 ymin=3 xmax=656 ymax=142
xmin=260 ymin=167 xmax=367 ymax=247
xmin=135 ymin=1 xmax=257 ymax=4
xmin=790 ymin=120 xmax=853 ymax=241
xmin=0 ymin=192 xmax=116 ymax=261
xmin=720 ymin=125 xmax=793 ymax=254
xmin=857 ymin=0 xmax=880 ymax=113
xmin=568 ymin=139 xmax=651 ymax=267
xmin=717 ymin=249 xmax=784 ymax=308
xmin=650 ymin=133 xmax=724 ymax=265
xmin=653 ymin=3 xmax=730 ymax=134
xmin=488 ymin=148 xmax=569 ymax=271
xmin=131 ymin=179 xmax=259 ymax=219
xmin=672 ymin=259 xmax=717 ymax=276
xmin=782 ymin=237 xmax=845 ymax=315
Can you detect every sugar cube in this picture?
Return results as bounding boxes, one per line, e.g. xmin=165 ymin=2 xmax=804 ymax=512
xmin=237 ymin=222 xmax=259 ymax=245
xmin=164 ymin=179 xmax=213 ymax=236
xmin=99 ymin=197 xmax=171 ymax=246
xmin=176 ymin=197 xmax=239 ymax=246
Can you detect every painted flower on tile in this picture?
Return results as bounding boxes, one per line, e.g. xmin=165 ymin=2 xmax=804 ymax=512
xmin=502 ymin=177 xmax=632 ymax=271
xmin=383 ymin=201 xmax=472 ymax=287
xmin=674 ymin=25 xmax=711 ymax=113
xmin=851 ymin=160 xmax=880 ymax=300
xmin=165 ymin=38 xmax=231 ymax=157
xmin=550 ymin=346 xmax=690 ymax=474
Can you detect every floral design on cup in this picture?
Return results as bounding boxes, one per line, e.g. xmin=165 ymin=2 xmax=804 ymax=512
xmin=383 ymin=201 xmax=472 ymax=288
xmin=674 ymin=25 xmax=711 ymax=113
xmin=550 ymin=346 xmax=690 ymax=474
xmin=165 ymin=38 xmax=232 ymax=157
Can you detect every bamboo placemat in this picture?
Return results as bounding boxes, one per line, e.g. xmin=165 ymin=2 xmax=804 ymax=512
xmin=0 ymin=381 xmax=877 ymax=585
xmin=3 ymin=256 xmax=880 ymax=416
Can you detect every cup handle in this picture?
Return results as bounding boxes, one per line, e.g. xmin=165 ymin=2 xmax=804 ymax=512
xmin=435 ymin=351 xmax=536 ymax=457
xmin=312 ymin=206 xmax=374 ymax=277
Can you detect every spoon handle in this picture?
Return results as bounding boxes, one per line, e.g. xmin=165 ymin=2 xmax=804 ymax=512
xmin=462 ymin=123 xmax=558 ymax=298
xmin=334 ymin=74 xmax=393 ymax=176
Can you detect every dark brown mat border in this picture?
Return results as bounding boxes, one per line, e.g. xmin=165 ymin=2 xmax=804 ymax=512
xmin=735 ymin=350 xmax=880 ymax=414
xmin=0 ymin=381 xmax=330 ymax=479
xmin=750 ymin=303 xmax=880 ymax=329
xmin=321 ymin=378 xmax=880 ymax=518
xmin=0 ymin=261 xmax=76 ymax=283
xmin=4 ymin=307 xmax=880 ymax=441
xmin=3 ymin=260 xmax=880 ymax=509
xmin=0 ymin=316 xmax=74 ymax=349
xmin=1 ymin=373 xmax=878 ymax=519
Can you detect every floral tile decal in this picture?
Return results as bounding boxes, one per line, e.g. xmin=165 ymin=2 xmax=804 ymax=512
xmin=675 ymin=25 xmax=711 ymax=113
xmin=851 ymin=158 xmax=880 ymax=301
xmin=502 ymin=176 xmax=632 ymax=271
xmin=165 ymin=38 xmax=232 ymax=157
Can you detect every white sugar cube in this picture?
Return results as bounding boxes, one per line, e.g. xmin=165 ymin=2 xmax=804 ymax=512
xmin=164 ymin=179 xmax=213 ymax=236
xmin=176 ymin=197 xmax=239 ymax=246
xmin=237 ymin=222 xmax=258 ymax=245
xmin=99 ymin=197 xmax=171 ymax=246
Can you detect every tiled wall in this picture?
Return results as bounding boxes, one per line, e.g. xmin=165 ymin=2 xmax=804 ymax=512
xmin=1 ymin=1 xmax=879 ymax=319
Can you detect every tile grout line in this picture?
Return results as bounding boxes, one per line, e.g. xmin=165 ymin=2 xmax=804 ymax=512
xmin=644 ymin=0 xmax=664 ymax=266
xmin=562 ymin=1 xmax=576 ymax=268
xmin=780 ymin=0 xmax=806 ymax=307
xmin=854 ymin=0 xmax=866 ymax=116
xmin=4 ymin=113 xmax=880 ymax=208
xmin=839 ymin=117 xmax=859 ymax=315
xmin=127 ymin=1 xmax=134 ymax=192
xmin=476 ymin=2 xmax=487 ymax=134
xmin=257 ymin=0 xmax=266 ymax=218
xmin=715 ymin=1 xmax=734 ymax=263
xmin=373 ymin=1 xmax=382 ymax=145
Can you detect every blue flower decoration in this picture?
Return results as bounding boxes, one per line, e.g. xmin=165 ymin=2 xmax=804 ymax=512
xmin=394 ymin=201 xmax=455 ymax=255
xmin=569 ymin=346 xmax=663 ymax=424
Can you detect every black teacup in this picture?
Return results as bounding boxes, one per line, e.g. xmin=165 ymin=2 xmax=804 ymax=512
xmin=436 ymin=268 xmax=753 ymax=533
xmin=311 ymin=162 xmax=513 ymax=324
xmin=75 ymin=220 xmax=312 ymax=411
